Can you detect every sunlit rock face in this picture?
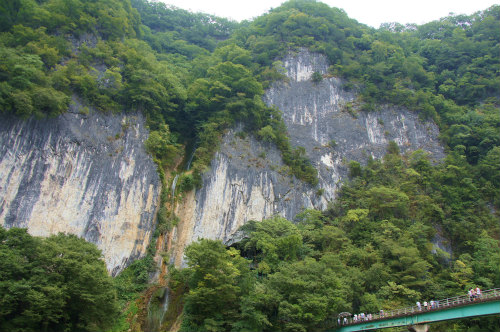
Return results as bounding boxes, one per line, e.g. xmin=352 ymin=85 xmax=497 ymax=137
xmin=0 ymin=102 xmax=161 ymax=275
xmin=172 ymin=49 xmax=445 ymax=265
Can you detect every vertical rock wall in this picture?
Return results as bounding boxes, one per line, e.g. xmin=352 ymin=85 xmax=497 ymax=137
xmin=0 ymin=49 xmax=446 ymax=272
xmin=265 ymin=49 xmax=445 ymax=205
xmin=0 ymin=103 xmax=161 ymax=275
xmin=171 ymin=49 xmax=445 ymax=265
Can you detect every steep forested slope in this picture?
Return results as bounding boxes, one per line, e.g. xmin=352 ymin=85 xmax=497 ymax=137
xmin=0 ymin=0 xmax=498 ymax=331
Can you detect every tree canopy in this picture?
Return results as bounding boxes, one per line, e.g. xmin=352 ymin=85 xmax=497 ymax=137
xmin=0 ymin=227 xmax=118 ymax=332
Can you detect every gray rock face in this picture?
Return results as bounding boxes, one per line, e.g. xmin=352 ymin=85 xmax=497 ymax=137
xmin=172 ymin=49 xmax=445 ymax=262
xmin=185 ymin=128 xmax=316 ymax=245
xmin=0 ymin=102 xmax=161 ymax=275
xmin=265 ymin=49 xmax=445 ymax=205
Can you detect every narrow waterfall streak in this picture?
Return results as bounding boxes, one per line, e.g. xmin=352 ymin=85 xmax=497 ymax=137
xmin=154 ymin=171 xmax=181 ymax=327
xmin=185 ymin=148 xmax=196 ymax=171
xmin=151 ymin=147 xmax=196 ymax=330
xmin=160 ymin=288 xmax=170 ymax=323
xmin=171 ymin=174 xmax=179 ymax=197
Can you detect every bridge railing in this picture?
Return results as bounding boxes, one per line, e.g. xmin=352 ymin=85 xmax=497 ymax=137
xmin=338 ymin=288 xmax=500 ymax=327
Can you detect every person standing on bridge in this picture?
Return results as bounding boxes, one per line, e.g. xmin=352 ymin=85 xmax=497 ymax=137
xmin=416 ymin=301 xmax=421 ymax=311
xmin=469 ymin=288 xmax=477 ymax=301
xmin=423 ymin=301 xmax=428 ymax=310
xmin=476 ymin=287 xmax=482 ymax=299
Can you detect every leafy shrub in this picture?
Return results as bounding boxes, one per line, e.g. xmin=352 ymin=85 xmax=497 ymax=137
xmin=311 ymin=71 xmax=323 ymax=83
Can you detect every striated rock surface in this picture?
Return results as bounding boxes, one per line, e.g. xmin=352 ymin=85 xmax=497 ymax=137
xmin=171 ymin=49 xmax=445 ymax=265
xmin=264 ymin=49 xmax=445 ymax=206
xmin=0 ymin=102 xmax=161 ymax=275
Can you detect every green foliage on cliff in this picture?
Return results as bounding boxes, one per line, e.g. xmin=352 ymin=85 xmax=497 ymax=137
xmin=0 ymin=0 xmax=141 ymax=117
xmin=130 ymin=0 xmax=238 ymax=56
xmin=223 ymin=0 xmax=499 ymax=196
xmin=0 ymin=0 xmax=320 ymax=186
xmin=3 ymin=0 xmax=497 ymax=192
xmin=174 ymin=149 xmax=500 ymax=332
xmin=0 ymin=227 xmax=119 ymax=332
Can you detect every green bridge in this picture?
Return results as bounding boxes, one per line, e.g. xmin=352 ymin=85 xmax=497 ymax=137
xmin=328 ymin=288 xmax=500 ymax=332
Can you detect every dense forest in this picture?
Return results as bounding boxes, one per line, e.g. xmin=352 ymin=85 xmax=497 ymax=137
xmin=169 ymin=147 xmax=500 ymax=332
xmin=0 ymin=0 xmax=498 ymax=331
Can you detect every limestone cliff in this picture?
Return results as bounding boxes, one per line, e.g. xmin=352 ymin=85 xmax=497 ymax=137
xmin=171 ymin=49 xmax=445 ymax=265
xmin=0 ymin=101 xmax=161 ymax=275
xmin=0 ymin=49 xmax=446 ymax=273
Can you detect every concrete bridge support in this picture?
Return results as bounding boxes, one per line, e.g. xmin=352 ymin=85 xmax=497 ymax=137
xmin=408 ymin=324 xmax=429 ymax=332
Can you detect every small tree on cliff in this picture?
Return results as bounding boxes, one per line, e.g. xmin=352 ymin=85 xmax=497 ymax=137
xmin=311 ymin=71 xmax=323 ymax=83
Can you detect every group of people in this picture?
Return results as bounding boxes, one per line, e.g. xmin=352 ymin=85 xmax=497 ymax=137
xmin=416 ymin=300 xmax=438 ymax=310
xmin=468 ymin=287 xmax=482 ymax=301
xmin=352 ymin=313 xmax=372 ymax=322
xmin=338 ymin=313 xmax=373 ymax=326
xmin=338 ymin=287 xmax=484 ymax=326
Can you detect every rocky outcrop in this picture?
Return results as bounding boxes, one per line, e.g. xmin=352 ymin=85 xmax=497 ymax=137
xmin=171 ymin=49 xmax=445 ymax=265
xmin=0 ymin=101 xmax=161 ymax=275
xmin=265 ymin=49 xmax=445 ymax=206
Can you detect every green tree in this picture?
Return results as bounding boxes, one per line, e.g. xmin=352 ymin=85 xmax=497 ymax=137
xmin=180 ymin=239 xmax=254 ymax=332
xmin=241 ymin=217 xmax=305 ymax=273
xmin=311 ymin=71 xmax=323 ymax=83
xmin=0 ymin=227 xmax=118 ymax=332
xmin=145 ymin=123 xmax=179 ymax=166
xmin=261 ymin=257 xmax=349 ymax=332
xmin=366 ymin=186 xmax=409 ymax=219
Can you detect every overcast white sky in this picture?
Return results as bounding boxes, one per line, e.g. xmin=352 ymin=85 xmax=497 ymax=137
xmin=159 ymin=0 xmax=499 ymax=28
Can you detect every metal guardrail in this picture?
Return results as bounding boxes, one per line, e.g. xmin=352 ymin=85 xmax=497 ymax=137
xmin=338 ymin=288 xmax=500 ymax=327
